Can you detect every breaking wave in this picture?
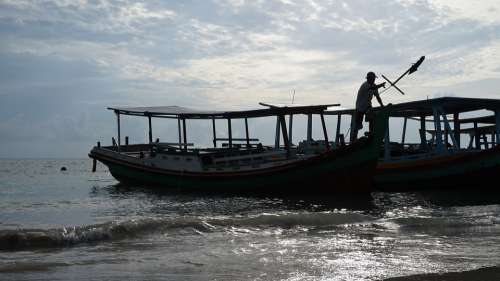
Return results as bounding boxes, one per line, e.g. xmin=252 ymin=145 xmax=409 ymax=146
xmin=0 ymin=212 xmax=374 ymax=251
xmin=0 ymin=217 xmax=208 ymax=251
xmin=221 ymin=212 xmax=374 ymax=228
xmin=391 ymin=215 xmax=500 ymax=229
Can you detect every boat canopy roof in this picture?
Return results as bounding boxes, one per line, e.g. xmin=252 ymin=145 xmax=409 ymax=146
xmin=325 ymin=97 xmax=500 ymax=118
xmin=384 ymin=97 xmax=500 ymax=117
xmin=108 ymin=104 xmax=335 ymax=119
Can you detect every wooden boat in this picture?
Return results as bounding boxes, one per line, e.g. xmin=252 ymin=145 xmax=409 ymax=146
xmin=89 ymin=104 xmax=391 ymax=193
xmin=369 ymin=97 xmax=500 ymax=191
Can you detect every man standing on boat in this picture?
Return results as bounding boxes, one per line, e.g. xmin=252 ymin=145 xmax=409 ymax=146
xmin=351 ymin=72 xmax=385 ymax=142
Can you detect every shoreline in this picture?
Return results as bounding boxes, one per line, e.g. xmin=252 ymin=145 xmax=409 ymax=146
xmin=383 ymin=266 xmax=500 ymax=281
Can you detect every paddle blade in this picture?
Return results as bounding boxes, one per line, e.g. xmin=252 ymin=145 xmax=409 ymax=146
xmin=408 ymin=56 xmax=425 ymax=74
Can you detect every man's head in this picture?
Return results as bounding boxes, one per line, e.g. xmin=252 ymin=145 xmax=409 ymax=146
xmin=366 ymin=72 xmax=377 ymax=83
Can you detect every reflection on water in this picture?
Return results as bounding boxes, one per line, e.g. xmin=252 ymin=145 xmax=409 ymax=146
xmin=0 ymin=159 xmax=500 ymax=280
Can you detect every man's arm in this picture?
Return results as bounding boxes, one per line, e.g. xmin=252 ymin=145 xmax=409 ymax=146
xmin=374 ymin=92 xmax=384 ymax=107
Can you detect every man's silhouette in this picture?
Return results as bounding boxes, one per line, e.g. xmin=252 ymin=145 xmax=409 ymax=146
xmin=351 ymin=72 xmax=385 ymax=142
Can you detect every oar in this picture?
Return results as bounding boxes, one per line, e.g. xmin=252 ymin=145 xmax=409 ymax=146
xmin=381 ymin=74 xmax=406 ymax=95
xmin=380 ymin=56 xmax=425 ymax=95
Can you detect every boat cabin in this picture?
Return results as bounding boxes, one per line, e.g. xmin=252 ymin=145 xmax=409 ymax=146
xmin=373 ymin=97 xmax=500 ymax=162
xmin=94 ymin=104 xmax=342 ymax=172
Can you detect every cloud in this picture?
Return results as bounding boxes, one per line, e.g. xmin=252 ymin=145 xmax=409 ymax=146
xmin=0 ymin=0 xmax=500 ymax=157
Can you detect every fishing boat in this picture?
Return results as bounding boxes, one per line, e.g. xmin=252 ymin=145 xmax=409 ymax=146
xmin=89 ymin=103 xmax=390 ymax=193
xmin=368 ymin=97 xmax=500 ymax=191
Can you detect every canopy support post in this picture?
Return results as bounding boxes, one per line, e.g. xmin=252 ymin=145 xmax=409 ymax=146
xmin=496 ymin=110 xmax=500 ymax=146
xmin=335 ymin=114 xmax=341 ymax=145
xmin=468 ymin=134 xmax=474 ymax=149
xmin=245 ymin=118 xmax=250 ymax=148
xmin=453 ymin=112 xmax=460 ymax=148
xmin=148 ymin=115 xmax=153 ymax=144
xmin=433 ymin=106 xmax=444 ymax=154
xmin=177 ymin=118 xmax=182 ymax=150
xmin=228 ymin=118 xmax=232 ymax=148
xmin=182 ymin=118 xmax=187 ymax=151
xmin=275 ymin=116 xmax=280 ymax=148
xmin=320 ymin=113 xmax=329 ymax=150
xmin=440 ymin=109 xmax=458 ymax=151
xmin=384 ymin=118 xmax=390 ymax=161
xmin=115 ymin=110 xmax=121 ymax=152
xmin=401 ymin=117 xmax=407 ymax=146
xmin=288 ymin=115 xmax=293 ymax=146
xmin=307 ymin=114 xmax=313 ymax=142
xmin=279 ymin=115 xmax=290 ymax=155
xmin=212 ymin=118 xmax=217 ymax=148
xmin=419 ymin=115 xmax=427 ymax=150
xmin=474 ymin=121 xmax=480 ymax=149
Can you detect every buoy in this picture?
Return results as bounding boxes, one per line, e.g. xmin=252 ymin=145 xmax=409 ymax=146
xmin=60 ymin=167 xmax=67 ymax=171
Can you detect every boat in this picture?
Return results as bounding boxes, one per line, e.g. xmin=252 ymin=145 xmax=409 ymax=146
xmin=365 ymin=97 xmax=500 ymax=191
xmin=89 ymin=103 xmax=391 ymax=193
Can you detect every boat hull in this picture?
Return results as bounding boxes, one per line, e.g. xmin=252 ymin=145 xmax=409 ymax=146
xmin=90 ymin=108 xmax=390 ymax=193
xmin=374 ymin=145 xmax=500 ymax=191
xmin=91 ymin=139 xmax=378 ymax=193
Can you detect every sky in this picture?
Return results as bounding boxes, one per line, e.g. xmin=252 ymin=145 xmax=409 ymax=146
xmin=1 ymin=0 xmax=500 ymax=158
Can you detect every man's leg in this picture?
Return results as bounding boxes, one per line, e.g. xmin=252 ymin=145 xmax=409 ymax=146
xmin=350 ymin=113 xmax=358 ymax=142
xmin=350 ymin=111 xmax=363 ymax=142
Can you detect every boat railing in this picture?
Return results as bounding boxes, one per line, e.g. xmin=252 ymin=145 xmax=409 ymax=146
xmin=99 ymin=143 xmax=151 ymax=153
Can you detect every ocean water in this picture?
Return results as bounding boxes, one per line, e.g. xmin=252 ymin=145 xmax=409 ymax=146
xmin=1 ymin=159 xmax=500 ymax=281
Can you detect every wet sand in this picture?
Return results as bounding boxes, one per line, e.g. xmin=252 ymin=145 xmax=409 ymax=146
xmin=384 ymin=266 xmax=500 ymax=281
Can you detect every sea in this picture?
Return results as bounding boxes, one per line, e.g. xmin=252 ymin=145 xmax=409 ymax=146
xmin=1 ymin=159 xmax=500 ymax=281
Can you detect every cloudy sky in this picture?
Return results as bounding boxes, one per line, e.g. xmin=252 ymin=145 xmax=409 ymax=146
xmin=1 ymin=0 xmax=500 ymax=158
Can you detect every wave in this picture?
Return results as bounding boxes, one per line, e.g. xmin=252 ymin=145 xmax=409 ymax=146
xmin=0 ymin=217 xmax=209 ymax=251
xmin=391 ymin=215 xmax=500 ymax=229
xmin=0 ymin=211 xmax=374 ymax=251
xmin=218 ymin=212 xmax=374 ymax=228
